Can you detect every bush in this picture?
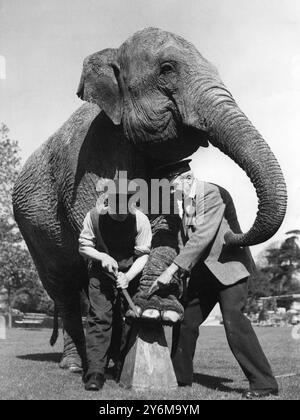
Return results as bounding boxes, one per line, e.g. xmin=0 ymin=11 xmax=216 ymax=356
xmin=12 ymin=290 xmax=35 ymax=313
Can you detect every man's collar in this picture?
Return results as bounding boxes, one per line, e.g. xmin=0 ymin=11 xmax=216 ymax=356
xmin=188 ymin=179 xmax=197 ymax=199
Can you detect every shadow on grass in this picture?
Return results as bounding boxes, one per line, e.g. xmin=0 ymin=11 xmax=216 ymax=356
xmin=193 ymin=373 xmax=245 ymax=394
xmin=17 ymin=353 xmax=61 ymax=363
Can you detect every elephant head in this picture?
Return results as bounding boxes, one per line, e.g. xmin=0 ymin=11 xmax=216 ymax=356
xmin=77 ymin=27 xmax=287 ymax=247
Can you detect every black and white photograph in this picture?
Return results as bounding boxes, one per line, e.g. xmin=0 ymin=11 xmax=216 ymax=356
xmin=0 ymin=0 xmax=299 ymax=403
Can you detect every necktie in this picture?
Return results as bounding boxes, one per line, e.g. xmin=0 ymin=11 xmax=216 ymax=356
xmin=183 ymin=197 xmax=196 ymax=233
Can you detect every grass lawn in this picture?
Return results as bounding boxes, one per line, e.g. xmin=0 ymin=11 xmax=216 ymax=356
xmin=0 ymin=326 xmax=299 ymax=400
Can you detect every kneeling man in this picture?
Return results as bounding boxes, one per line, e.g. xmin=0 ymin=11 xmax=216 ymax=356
xmin=150 ymin=160 xmax=278 ymax=399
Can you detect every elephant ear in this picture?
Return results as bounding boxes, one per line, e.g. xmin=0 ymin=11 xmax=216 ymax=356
xmin=77 ymin=48 xmax=122 ymax=125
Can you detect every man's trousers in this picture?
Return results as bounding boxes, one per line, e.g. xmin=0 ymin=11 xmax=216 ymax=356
xmin=85 ymin=273 xmax=136 ymax=378
xmin=171 ymin=264 xmax=278 ymax=391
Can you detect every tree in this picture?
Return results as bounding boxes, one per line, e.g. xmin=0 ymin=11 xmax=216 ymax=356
xmin=262 ymin=231 xmax=300 ymax=295
xmin=0 ymin=123 xmax=20 ymax=222
xmin=0 ymin=124 xmax=54 ymax=314
xmin=0 ymin=123 xmax=22 ymax=298
xmin=249 ymin=231 xmax=300 ymax=304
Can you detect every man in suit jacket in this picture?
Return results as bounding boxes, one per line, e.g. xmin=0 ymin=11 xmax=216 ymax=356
xmin=149 ymin=160 xmax=278 ymax=399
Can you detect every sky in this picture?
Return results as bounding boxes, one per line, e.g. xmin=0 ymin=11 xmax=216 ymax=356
xmin=0 ymin=0 xmax=300 ymax=257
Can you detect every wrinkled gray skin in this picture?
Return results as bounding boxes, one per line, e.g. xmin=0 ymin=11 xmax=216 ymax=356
xmin=13 ymin=28 xmax=287 ymax=369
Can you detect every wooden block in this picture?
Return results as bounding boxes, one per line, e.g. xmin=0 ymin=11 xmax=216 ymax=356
xmin=119 ymin=321 xmax=178 ymax=391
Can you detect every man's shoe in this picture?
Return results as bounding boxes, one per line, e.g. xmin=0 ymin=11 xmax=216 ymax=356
xmin=242 ymin=389 xmax=279 ymax=399
xmin=84 ymin=373 xmax=105 ymax=391
xmin=105 ymin=362 xmax=123 ymax=382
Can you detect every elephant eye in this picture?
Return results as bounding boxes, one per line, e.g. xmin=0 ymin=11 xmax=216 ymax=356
xmin=160 ymin=62 xmax=175 ymax=75
xmin=111 ymin=64 xmax=120 ymax=79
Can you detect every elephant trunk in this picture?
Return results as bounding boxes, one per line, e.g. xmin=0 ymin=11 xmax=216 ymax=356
xmin=196 ymin=88 xmax=287 ymax=247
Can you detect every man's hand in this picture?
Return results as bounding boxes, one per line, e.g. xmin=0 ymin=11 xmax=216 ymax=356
xmin=148 ymin=263 xmax=179 ymax=296
xmin=116 ymin=272 xmax=130 ymax=289
xmin=99 ymin=253 xmax=118 ymax=276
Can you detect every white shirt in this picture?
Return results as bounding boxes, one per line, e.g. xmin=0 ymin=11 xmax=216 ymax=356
xmin=79 ymin=209 xmax=152 ymax=256
xmin=177 ymin=179 xmax=197 ymax=218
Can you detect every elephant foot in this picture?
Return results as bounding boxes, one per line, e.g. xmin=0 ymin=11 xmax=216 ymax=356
xmin=125 ymin=306 xmax=161 ymax=321
xmin=138 ymin=309 xmax=181 ymax=324
xmin=132 ymin=292 xmax=184 ymax=324
xmin=59 ymin=356 xmax=83 ymax=373
xmin=126 ymin=299 xmax=183 ymax=324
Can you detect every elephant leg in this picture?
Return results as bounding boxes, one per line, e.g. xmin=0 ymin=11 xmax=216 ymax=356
xmin=132 ymin=215 xmax=184 ymax=323
xmin=58 ymin=291 xmax=87 ymax=373
xmin=39 ymin=269 xmax=87 ymax=371
xmin=18 ymin=227 xmax=87 ymax=372
xmin=46 ymin=274 xmax=87 ymax=372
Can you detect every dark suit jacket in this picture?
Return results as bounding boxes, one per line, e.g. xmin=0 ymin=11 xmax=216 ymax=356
xmin=174 ymin=180 xmax=255 ymax=286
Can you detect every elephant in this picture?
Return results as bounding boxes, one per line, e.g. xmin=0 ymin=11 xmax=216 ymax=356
xmin=12 ymin=27 xmax=287 ymax=371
